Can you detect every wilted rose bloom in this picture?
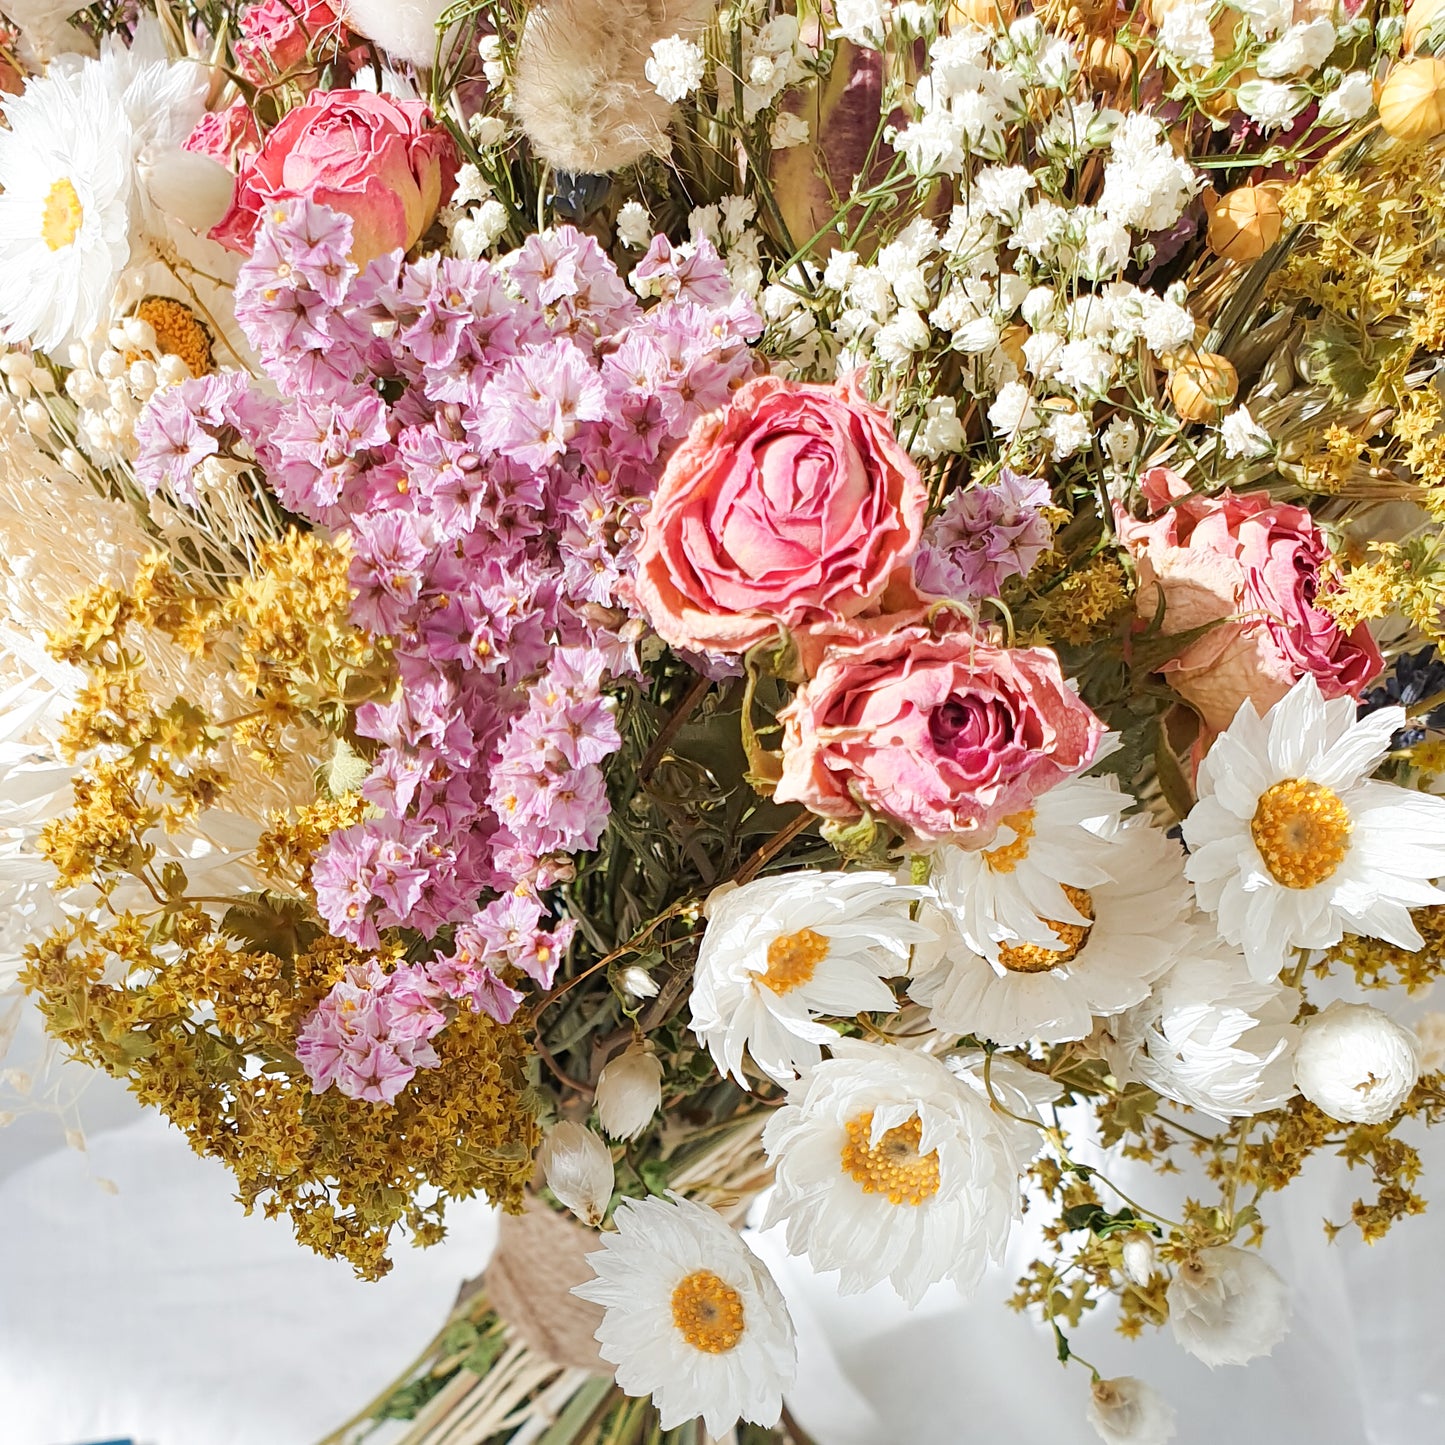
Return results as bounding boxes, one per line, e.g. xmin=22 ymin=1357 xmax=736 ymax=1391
xmin=775 ymin=612 xmax=1105 ymax=846
xmin=632 ymin=374 xmax=927 ymax=657
xmin=183 ymin=99 xmax=262 ymax=168
xmin=233 ymin=0 xmax=346 ymax=81
xmin=212 ymin=89 xmax=459 ymax=267
xmin=1116 ymin=468 xmax=1382 ymax=735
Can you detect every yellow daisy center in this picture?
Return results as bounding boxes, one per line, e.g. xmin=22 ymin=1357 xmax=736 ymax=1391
xmin=762 ymin=926 xmax=828 ymax=995
xmin=133 ymin=296 xmax=215 ymax=378
xmin=996 ymin=885 xmax=1095 ymax=974
xmin=982 ymin=810 xmax=1037 ymax=873
xmin=840 ymin=1112 xmax=941 ymax=1206
xmin=670 ymin=1269 xmax=745 ymax=1353
xmin=1250 ymin=778 xmax=1352 ymax=890
xmin=42 ymin=176 xmax=83 ymax=250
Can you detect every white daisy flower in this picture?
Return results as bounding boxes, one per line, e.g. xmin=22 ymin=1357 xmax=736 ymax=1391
xmin=689 ymin=871 xmax=928 ymax=1087
xmin=573 ymin=1192 xmax=796 ymax=1435
xmin=1106 ymin=928 xmax=1300 ymax=1118
xmin=1182 ymin=676 xmax=1445 ymax=982
xmin=911 ymin=821 xmax=1194 ymax=1046
xmin=0 ymin=63 xmax=133 ymax=352
xmin=925 ymin=771 xmax=1134 ymax=958
xmin=761 ymin=1039 xmax=1043 ymax=1305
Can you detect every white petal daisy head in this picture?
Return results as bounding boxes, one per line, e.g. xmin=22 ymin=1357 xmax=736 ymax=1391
xmin=573 ymin=1192 xmax=796 ymax=1436
xmin=689 ymin=870 xmax=928 ymax=1087
xmin=911 ymin=820 xmax=1195 ymax=1047
xmin=0 ymin=63 xmax=135 ymax=353
xmin=1293 ymin=999 xmax=1419 ymax=1124
xmin=925 ymin=770 xmax=1135 ymax=957
xmin=1183 ymin=675 xmax=1445 ymax=982
xmin=1166 ymin=1244 xmax=1290 ymax=1367
xmin=761 ymin=1038 xmax=1042 ymax=1305
xmin=1106 ymin=924 xmax=1300 ymax=1118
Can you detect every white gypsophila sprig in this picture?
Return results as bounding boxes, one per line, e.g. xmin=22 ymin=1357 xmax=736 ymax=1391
xmin=1292 ymin=1000 xmax=1420 ymax=1124
xmin=1183 ymin=676 xmax=1445 ymax=982
xmin=762 ymin=1039 xmax=1045 ymax=1305
xmin=573 ymin=1192 xmax=796 ymax=1435
xmin=690 ymin=871 xmax=928 ymax=1086
xmin=1167 ymin=1246 xmax=1291 ymax=1366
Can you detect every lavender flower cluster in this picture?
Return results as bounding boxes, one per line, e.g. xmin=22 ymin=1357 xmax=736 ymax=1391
xmin=137 ymin=199 xmax=760 ymax=1100
xmin=913 ymin=468 xmax=1053 ymax=602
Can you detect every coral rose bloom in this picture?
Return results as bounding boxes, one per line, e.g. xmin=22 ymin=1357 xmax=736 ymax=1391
xmin=776 ymin=616 xmax=1105 ymax=846
xmin=632 ymin=375 xmax=927 ymax=656
xmin=1116 ymin=470 xmax=1382 ymax=734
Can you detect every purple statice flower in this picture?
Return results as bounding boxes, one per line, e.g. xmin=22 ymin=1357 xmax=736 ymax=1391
xmin=134 ymin=385 xmax=219 ymax=503
xmin=913 ymin=469 xmax=1054 ymax=601
xmin=162 ymin=200 xmax=765 ymax=1079
xmin=295 ymin=960 xmax=448 ymax=1103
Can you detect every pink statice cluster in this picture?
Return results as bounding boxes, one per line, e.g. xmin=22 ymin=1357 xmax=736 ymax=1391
xmin=913 ymin=469 xmax=1054 ymax=601
xmin=137 ymin=198 xmax=759 ymax=1099
xmin=294 ymin=959 xmax=448 ymax=1104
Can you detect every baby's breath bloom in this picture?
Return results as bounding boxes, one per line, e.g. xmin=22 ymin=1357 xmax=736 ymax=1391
xmin=646 ymin=34 xmax=706 ymax=103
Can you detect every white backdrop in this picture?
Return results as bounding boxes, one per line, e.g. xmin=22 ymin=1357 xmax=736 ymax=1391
xmin=2 ymin=997 xmax=1444 ymax=1445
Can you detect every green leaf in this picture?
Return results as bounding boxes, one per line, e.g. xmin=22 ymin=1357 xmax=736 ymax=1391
xmin=319 ymin=737 xmax=369 ymax=800
xmin=219 ymin=891 xmax=322 ymax=959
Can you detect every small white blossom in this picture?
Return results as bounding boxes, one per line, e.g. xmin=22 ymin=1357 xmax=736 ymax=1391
xmin=646 ymin=35 xmax=707 ymax=103
xmin=595 ymin=1046 xmax=664 ymax=1141
xmin=1121 ymin=1233 xmax=1157 ymax=1286
xmin=1159 ymin=0 xmax=1217 ymax=70
xmin=770 ymin=111 xmax=810 ymax=148
xmin=539 ymin=1121 xmax=614 ymax=1227
xmin=620 ymin=964 xmax=660 ymax=999
xmin=1319 ymin=71 xmax=1374 ymax=125
xmin=1047 ymin=408 xmax=1093 ymax=459
xmin=1257 ymin=18 xmax=1337 ymax=77
xmin=1293 ymin=1001 xmax=1420 ymax=1124
xmin=718 ymin=194 xmax=757 ymax=244
xmin=833 ymin=0 xmax=889 ymax=47
xmin=1167 ymin=1246 xmax=1291 ymax=1367
xmin=914 ymin=396 xmax=966 ymax=459
xmin=1087 ymin=1377 xmax=1177 ymax=1445
xmin=974 ymin=164 xmax=1036 ymax=221
xmin=1238 ymin=78 xmax=1308 ymax=128
xmin=451 ymin=199 xmax=509 ymax=258
xmin=467 ymin=114 xmax=507 ymax=148
xmin=988 ymin=381 xmax=1038 ymax=438
xmin=688 ymin=203 xmax=721 ymax=245
xmin=1103 ymin=415 xmax=1140 ymax=467
xmin=616 ymin=200 xmax=653 ymax=250
xmin=1416 ymin=1011 xmax=1445 ymax=1072
xmin=1221 ymin=404 xmax=1272 ymax=458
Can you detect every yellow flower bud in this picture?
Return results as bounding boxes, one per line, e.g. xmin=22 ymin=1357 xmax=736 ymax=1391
xmin=1206 ymin=185 xmax=1285 ymax=264
xmin=1378 ymin=57 xmax=1445 ymax=143
xmin=1168 ymin=351 xmax=1238 ymax=423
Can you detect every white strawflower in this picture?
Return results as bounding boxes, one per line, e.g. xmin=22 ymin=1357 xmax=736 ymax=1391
xmin=596 ymin=1045 xmax=664 ymax=1140
xmin=616 ymin=199 xmax=654 ymax=250
xmin=913 ymin=821 xmax=1194 ymax=1047
xmin=762 ymin=1039 xmax=1042 ymax=1305
xmin=574 ymin=1193 xmax=796 ymax=1435
xmin=342 ymin=0 xmax=454 ymax=64
xmin=1293 ymin=1000 xmax=1420 ymax=1124
xmin=1159 ymin=0 xmax=1217 ymax=70
xmin=1237 ymin=78 xmax=1308 ymax=128
xmin=1183 ymin=676 xmax=1445 ymax=982
xmin=1121 ymin=1233 xmax=1157 ymax=1286
xmin=646 ymin=34 xmax=706 ymax=103
xmin=1319 ymin=71 xmax=1374 ymax=126
xmin=1108 ymin=932 xmax=1300 ymax=1118
xmin=1220 ymin=404 xmax=1272 ymax=459
xmin=539 ymin=1120 xmax=615 ymax=1226
xmin=1167 ymin=1246 xmax=1291 ymax=1366
xmin=690 ymin=872 xmax=926 ymax=1087
xmin=1256 ymin=18 xmax=1336 ymax=77
xmin=1087 ymin=1376 xmax=1177 ymax=1445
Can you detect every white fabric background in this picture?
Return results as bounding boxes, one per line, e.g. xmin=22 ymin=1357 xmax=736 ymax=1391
xmin=3 ymin=991 xmax=1444 ymax=1445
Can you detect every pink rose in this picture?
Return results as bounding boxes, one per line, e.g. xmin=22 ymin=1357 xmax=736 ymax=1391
xmin=183 ymin=99 xmax=261 ymax=167
xmin=776 ymin=613 xmax=1105 ymax=845
xmin=632 ymin=374 xmax=928 ymax=656
xmin=1116 ymin=468 xmax=1383 ymax=733
xmin=212 ymin=90 xmax=459 ymax=268
xmin=233 ymin=0 xmax=346 ymax=81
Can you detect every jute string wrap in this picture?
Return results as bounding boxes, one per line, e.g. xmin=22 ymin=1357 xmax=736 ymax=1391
xmin=485 ymin=1196 xmax=613 ymax=1374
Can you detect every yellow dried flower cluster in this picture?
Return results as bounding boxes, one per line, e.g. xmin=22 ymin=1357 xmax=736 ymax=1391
xmin=1315 ymin=907 xmax=1445 ymax=994
xmin=27 ymin=531 xmax=539 ymax=1277
xmin=1028 ymin=555 xmax=1134 ymax=646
